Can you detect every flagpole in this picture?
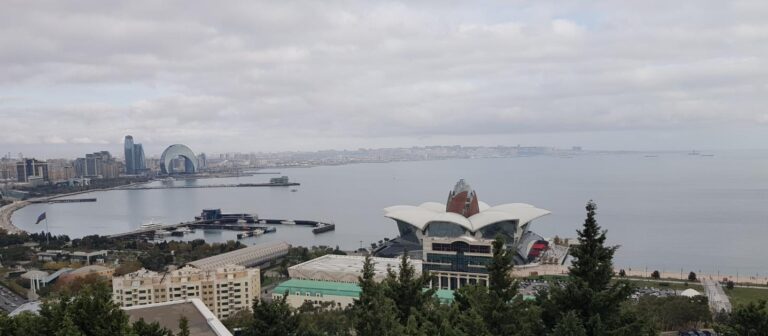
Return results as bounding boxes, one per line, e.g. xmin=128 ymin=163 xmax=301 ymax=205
xmin=44 ymin=217 xmax=50 ymax=246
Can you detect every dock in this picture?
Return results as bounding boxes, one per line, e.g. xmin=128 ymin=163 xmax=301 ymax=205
xmin=108 ymin=218 xmax=334 ymax=240
xmin=29 ymin=198 xmax=97 ymax=204
xmin=114 ymin=183 xmax=299 ymax=190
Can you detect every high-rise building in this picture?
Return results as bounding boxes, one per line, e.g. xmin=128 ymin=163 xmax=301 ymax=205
xmin=124 ymin=136 xmax=135 ymax=175
xmin=112 ymin=264 xmax=260 ymax=319
xmin=16 ymin=158 xmax=49 ymax=183
xmin=75 ymin=151 xmax=119 ymax=178
xmin=134 ymin=144 xmax=146 ymax=172
xmin=47 ymin=159 xmax=74 ymax=182
xmin=124 ymin=135 xmax=146 ymax=175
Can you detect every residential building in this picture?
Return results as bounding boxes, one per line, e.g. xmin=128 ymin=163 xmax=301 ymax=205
xmin=112 ymin=265 xmax=260 ymax=319
xmin=75 ymin=151 xmax=119 ymax=178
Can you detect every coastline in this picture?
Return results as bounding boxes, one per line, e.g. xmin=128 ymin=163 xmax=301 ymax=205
xmin=0 ymin=180 xmax=151 ymax=234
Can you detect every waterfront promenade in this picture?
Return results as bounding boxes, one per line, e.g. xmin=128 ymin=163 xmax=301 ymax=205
xmin=0 ymin=201 xmax=28 ymax=234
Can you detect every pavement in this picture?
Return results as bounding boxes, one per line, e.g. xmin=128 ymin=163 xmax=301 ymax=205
xmin=0 ymin=284 xmax=28 ymax=314
xmin=702 ymin=277 xmax=732 ymax=314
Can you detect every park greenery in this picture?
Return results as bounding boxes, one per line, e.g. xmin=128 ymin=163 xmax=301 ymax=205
xmin=1 ymin=201 xmax=766 ymax=334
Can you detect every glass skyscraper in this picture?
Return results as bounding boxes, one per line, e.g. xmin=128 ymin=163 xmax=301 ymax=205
xmin=124 ymin=136 xmax=134 ymax=175
xmin=124 ymin=135 xmax=146 ymax=175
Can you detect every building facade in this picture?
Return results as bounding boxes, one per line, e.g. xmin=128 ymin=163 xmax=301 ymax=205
xmin=75 ymin=151 xmax=120 ymax=179
xmin=16 ymin=158 xmax=48 ymax=183
xmin=422 ymin=236 xmax=493 ymax=290
xmin=124 ymin=135 xmax=146 ymax=175
xmin=379 ymin=179 xmax=552 ymax=290
xmin=112 ymin=265 xmax=260 ymax=319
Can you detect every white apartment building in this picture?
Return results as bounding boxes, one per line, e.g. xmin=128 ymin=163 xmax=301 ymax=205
xmin=112 ymin=264 xmax=260 ymax=319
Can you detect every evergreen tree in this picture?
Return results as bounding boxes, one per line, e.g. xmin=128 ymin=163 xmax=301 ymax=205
xmin=177 ymin=316 xmax=190 ymax=336
xmin=246 ymin=296 xmax=299 ymax=336
xmin=383 ymin=253 xmax=436 ymax=323
xmin=716 ymin=300 xmax=768 ymax=335
xmin=55 ymin=313 xmax=84 ymax=336
xmin=551 ymin=311 xmax=587 ymax=336
xmin=544 ymin=201 xmax=635 ymax=335
xmin=131 ymin=318 xmax=174 ymax=336
xmin=40 ymin=282 xmax=133 ymax=335
xmin=353 ymin=256 xmax=404 ymax=335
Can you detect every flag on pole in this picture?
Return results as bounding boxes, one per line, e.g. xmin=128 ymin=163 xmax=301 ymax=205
xmin=35 ymin=212 xmax=46 ymax=225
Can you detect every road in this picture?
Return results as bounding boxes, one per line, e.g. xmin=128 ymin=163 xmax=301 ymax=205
xmin=702 ymin=278 xmax=732 ymax=314
xmin=0 ymin=284 xmax=27 ymax=314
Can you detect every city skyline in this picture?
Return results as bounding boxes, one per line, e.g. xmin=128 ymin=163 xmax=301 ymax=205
xmin=2 ymin=1 xmax=768 ymax=155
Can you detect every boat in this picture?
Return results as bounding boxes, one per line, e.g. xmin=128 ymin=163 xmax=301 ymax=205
xmin=140 ymin=219 xmax=164 ymax=230
xmin=688 ymin=150 xmax=700 ymax=156
xmin=291 ymin=189 xmax=298 ymax=192
xmin=162 ymin=177 xmax=175 ymax=182
xmin=154 ymin=230 xmax=170 ymax=237
xmin=281 ymin=220 xmax=296 ymax=225
xmin=237 ymin=218 xmax=248 ymax=225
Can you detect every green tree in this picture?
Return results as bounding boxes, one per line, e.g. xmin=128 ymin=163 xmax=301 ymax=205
xmin=383 ymin=253 xmax=435 ymax=323
xmin=688 ymin=272 xmax=697 ymax=281
xmin=40 ymin=282 xmax=133 ymax=335
xmin=452 ymin=236 xmax=543 ymax=336
xmin=177 ymin=316 xmax=190 ymax=336
xmin=131 ymin=318 xmax=173 ymax=336
xmin=551 ymin=311 xmax=587 ymax=336
xmin=544 ymin=201 xmax=638 ymax=335
xmin=246 ymin=295 xmax=298 ymax=336
xmin=353 ymin=256 xmax=404 ymax=336
xmin=716 ymin=300 xmax=768 ymax=336
xmin=651 ymin=270 xmax=660 ymax=279
xmin=54 ymin=313 xmax=84 ymax=336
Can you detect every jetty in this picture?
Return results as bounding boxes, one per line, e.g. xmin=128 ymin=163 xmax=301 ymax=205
xmin=108 ymin=209 xmax=334 ymax=240
xmin=114 ymin=182 xmax=299 ymax=190
xmin=29 ymin=198 xmax=97 ymax=204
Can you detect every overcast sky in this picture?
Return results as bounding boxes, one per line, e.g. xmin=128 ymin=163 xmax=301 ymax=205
xmin=2 ymin=1 xmax=768 ymax=158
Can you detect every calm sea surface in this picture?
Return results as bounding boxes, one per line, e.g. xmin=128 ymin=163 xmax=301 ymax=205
xmin=12 ymin=152 xmax=768 ymax=275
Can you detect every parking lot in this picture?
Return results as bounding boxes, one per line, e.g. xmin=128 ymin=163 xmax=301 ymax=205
xmin=0 ymin=284 xmax=27 ymax=313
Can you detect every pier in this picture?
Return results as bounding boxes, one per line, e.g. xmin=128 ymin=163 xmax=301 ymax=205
xmin=29 ymin=198 xmax=97 ymax=204
xmin=107 ymin=218 xmax=334 ymax=240
xmin=114 ymin=182 xmax=300 ymax=190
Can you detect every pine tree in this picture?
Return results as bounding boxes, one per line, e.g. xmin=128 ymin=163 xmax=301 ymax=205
xmin=551 ymin=311 xmax=587 ymax=336
xmin=247 ymin=296 xmax=298 ymax=336
xmin=177 ymin=316 xmax=190 ymax=336
xmin=545 ymin=201 xmax=634 ymax=335
xmin=131 ymin=318 xmax=173 ymax=336
xmin=383 ymin=253 xmax=436 ymax=323
xmin=354 ymin=256 xmax=404 ymax=335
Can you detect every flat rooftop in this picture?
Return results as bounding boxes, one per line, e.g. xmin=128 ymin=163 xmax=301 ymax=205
xmin=288 ymin=254 xmax=422 ymax=283
xmin=188 ymin=241 xmax=290 ymax=270
xmin=123 ymin=299 xmax=231 ymax=336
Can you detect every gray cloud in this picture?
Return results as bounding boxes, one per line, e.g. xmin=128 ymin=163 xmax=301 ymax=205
xmin=1 ymin=0 xmax=768 ymax=156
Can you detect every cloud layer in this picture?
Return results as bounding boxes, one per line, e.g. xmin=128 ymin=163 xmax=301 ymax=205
xmin=2 ymin=1 xmax=768 ymax=156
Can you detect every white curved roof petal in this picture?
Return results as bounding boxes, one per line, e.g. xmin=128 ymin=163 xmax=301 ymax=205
xmin=385 ymin=201 xmax=550 ymax=232
xmin=477 ymin=201 xmax=491 ymax=211
xmin=418 ymin=202 xmax=448 ymax=213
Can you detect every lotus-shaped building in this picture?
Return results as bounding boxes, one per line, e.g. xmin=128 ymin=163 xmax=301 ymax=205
xmin=384 ymin=179 xmax=551 ymax=247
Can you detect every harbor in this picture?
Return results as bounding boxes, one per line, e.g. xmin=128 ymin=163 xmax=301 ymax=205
xmin=107 ymin=208 xmax=335 ymax=240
